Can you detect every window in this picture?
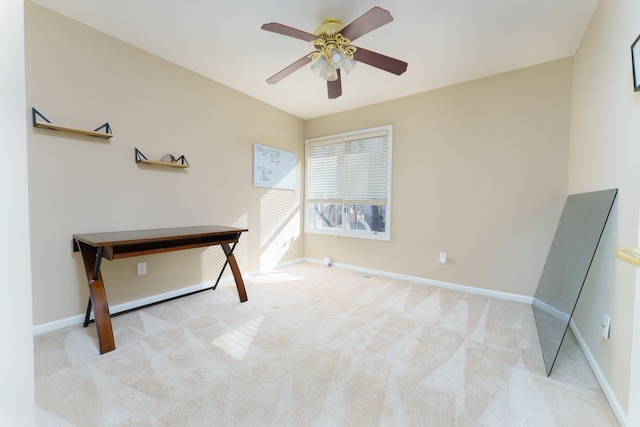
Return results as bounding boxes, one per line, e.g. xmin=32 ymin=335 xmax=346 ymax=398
xmin=305 ymin=125 xmax=392 ymax=241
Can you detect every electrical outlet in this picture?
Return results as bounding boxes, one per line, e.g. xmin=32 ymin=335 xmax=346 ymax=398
xmin=137 ymin=262 xmax=147 ymax=275
xmin=601 ymin=314 xmax=611 ymax=339
xmin=439 ymin=252 xmax=448 ymax=264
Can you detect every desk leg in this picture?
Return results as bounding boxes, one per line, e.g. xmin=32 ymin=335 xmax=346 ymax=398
xmin=221 ymin=243 xmax=248 ymax=302
xmin=77 ymin=242 xmax=116 ymax=354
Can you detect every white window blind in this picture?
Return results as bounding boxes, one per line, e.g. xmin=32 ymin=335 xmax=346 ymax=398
xmin=305 ymin=126 xmax=392 ymax=241
xmin=306 ymin=138 xmax=343 ymax=202
xmin=343 ymin=131 xmax=389 ymax=204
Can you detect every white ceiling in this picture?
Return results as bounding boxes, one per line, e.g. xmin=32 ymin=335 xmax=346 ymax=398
xmin=30 ymin=0 xmax=598 ymax=120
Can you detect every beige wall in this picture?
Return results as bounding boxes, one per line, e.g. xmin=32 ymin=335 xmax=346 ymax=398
xmin=25 ymin=0 xmax=639 ymax=424
xmin=305 ymin=59 xmax=572 ymax=297
xmin=25 ymin=2 xmax=305 ymax=325
xmin=1 ymin=0 xmax=35 ymax=424
xmin=569 ymin=0 xmax=640 ymax=422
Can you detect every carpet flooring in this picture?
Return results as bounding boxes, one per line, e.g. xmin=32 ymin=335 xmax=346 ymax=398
xmin=33 ymin=262 xmax=619 ymax=426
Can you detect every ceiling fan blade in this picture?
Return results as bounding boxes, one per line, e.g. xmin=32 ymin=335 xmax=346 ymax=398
xmin=352 ymin=46 xmax=408 ymax=75
xmin=327 ymin=69 xmax=342 ymax=99
xmin=266 ymin=55 xmax=313 ymax=84
xmin=340 ymin=6 xmax=393 ymax=42
xmin=261 ymin=22 xmax=318 ymax=42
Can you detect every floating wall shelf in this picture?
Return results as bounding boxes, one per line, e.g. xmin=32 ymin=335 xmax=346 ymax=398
xmin=32 ymin=108 xmax=113 ymax=139
xmin=135 ymin=148 xmax=189 ymax=168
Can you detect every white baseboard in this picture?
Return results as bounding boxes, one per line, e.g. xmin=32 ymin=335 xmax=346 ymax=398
xmin=33 ymin=280 xmax=228 ymax=335
xmin=304 ymin=257 xmax=533 ymax=304
xmin=570 ymin=320 xmax=627 ymax=427
xmin=34 ymin=257 xmax=528 ymax=335
xmin=532 ymin=297 xmax=571 ymax=323
xmin=32 ymin=260 xmax=306 ymax=336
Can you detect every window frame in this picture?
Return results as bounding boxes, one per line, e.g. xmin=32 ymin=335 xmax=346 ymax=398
xmin=304 ymin=125 xmax=392 ymax=241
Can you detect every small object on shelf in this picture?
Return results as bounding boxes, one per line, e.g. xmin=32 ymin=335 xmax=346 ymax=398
xmin=32 ymin=108 xmax=113 ymax=139
xmin=161 ymin=154 xmax=177 ymax=163
xmin=135 ymin=148 xmax=189 ymax=168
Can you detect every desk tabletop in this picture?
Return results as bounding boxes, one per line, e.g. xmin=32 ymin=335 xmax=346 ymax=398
xmin=73 ymin=225 xmax=248 ymax=247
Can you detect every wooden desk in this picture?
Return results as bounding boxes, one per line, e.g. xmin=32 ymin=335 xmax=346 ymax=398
xmin=73 ymin=225 xmax=249 ymax=354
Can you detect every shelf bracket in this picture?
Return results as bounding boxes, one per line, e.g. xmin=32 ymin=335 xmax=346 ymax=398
xmin=135 ymin=147 xmax=148 ymax=162
xmin=32 ymin=108 xmax=51 ymax=125
xmin=174 ymin=155 xmax=189 ymax=166
xmin=94 ymin=122 xmax=112 ymax=134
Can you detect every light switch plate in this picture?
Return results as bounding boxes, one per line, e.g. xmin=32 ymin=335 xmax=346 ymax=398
xmin=602 ymin=314 xmax=611 ymax=339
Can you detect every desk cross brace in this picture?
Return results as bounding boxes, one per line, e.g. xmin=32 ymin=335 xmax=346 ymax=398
xmin=83 ymin=242 xmax=237 ymax=327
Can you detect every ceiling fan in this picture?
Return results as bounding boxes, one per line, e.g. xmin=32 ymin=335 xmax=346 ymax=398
xmin=261 ymin=6 xmax=408 ymax=99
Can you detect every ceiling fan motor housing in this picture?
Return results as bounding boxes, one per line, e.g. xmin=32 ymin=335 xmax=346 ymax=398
xmin=315 ymin=17 xmax=344 ymax=35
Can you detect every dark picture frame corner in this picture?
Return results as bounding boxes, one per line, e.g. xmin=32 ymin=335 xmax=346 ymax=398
xmin=631 ymin=33 xmax=640 ymax=91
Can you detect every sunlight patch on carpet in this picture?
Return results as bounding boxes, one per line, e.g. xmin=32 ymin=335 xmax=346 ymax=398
xmin=212 ymin=315 xmax=264 ymax=359
xmin=248 ymin=272 xmax=305 ymax=284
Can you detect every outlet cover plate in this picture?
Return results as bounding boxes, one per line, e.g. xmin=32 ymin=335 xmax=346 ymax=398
xmin=439 ymin=252 xmax=448 ymax=264
xmin=602 ymin=314 xmax=611 ymax=339
xmin=137 ymin=262 xmax=146 ymax=275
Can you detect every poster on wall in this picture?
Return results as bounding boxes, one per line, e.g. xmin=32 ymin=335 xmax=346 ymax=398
xmin=253 ymin=144 xmax=297 ymax=190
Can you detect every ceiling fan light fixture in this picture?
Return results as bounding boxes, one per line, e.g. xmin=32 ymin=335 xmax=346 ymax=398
xmin=330 ymin=49 xmax=346 ymax=68
xmin=342 ymin=57 xmax=356 ymax=74
xmin=309 ymin=33 xmax=356 ymax=81
xmin=324 ymin=64 xmax=338 ymax=81
xmin=311 ymin=56 xmax=327 ymax=77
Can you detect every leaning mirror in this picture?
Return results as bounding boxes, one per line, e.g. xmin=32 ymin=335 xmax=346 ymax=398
xmin=532 ymin=188 xmax=617 ymax=376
